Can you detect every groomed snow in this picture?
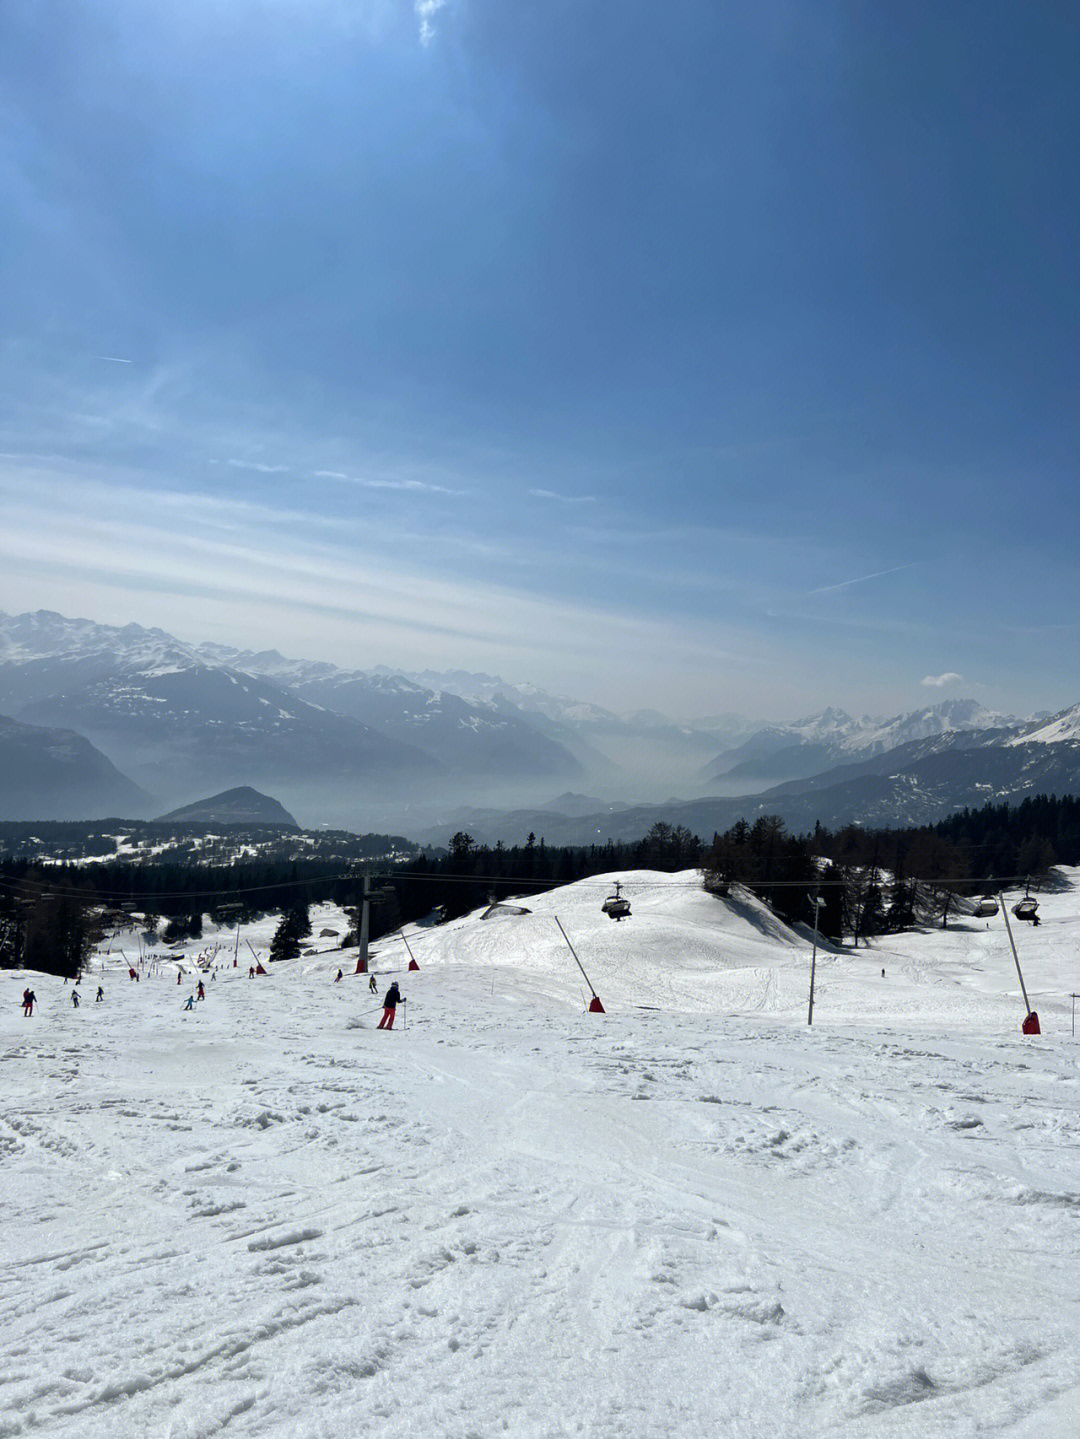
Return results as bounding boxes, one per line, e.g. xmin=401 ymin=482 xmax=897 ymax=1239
xmin=4 ymin=871 xmax=1080 ymax=1438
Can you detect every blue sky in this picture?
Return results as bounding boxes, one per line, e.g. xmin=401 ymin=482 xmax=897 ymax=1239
xmin=2 ymin=1 xmax=1078 ymax=720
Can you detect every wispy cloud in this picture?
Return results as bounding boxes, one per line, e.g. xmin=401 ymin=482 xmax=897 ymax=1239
xmin=530 ymin=489 xmax=597 ymax=505
xmin=0 ymin=466 xmax=767 ymax=706
xmin=922 ymin=672 xmax=963 ymax=688
xmin=415 ymin=0 xmax=447 ymax=45
xmin=334 ymin=475 xmax=463 ymax=495
xmin=810 ymin=562 xmax=919 ymax=595
xmin=308 ymin=470 xmax=462 ymax=494
xmin=227 ymin=459 xmax=290 ymax=474
xmin=362 ymin=478 xmax=461 ymax=493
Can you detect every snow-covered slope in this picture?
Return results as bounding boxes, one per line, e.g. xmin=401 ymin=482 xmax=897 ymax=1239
xmin=1007 ymin=701 xmax=1080 ymax=747
xmin=5 ymin=871 xmax=1080 ymax=1438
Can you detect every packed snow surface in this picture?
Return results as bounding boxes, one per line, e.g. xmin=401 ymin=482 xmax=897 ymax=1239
xmin=5 ymin=871 xmax=1080 ymax=1438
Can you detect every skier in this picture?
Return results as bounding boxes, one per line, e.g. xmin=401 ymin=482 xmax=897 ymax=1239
xmin=249 ymin=965 xmax=255 ymax=979
xmin=96 ymin=986 xmax=105 ymax=1002
xmin=196 ymin=980 xmax=206 ymax=1001
xmin=72 ymin=990 xmax=80 ymax=1008
xmin=177 ymin=971 xmax=183 ymax=986
xmin=377 ymin=981 xmax=402 ymax=1030
xmin=22 ymin=988 xmax=36 ymax=1017
xmin=368 ymin=972 xmax=377 ymax=995
xmin=335 ymin=969 xmax=343 ymax=983
xmin=183 ymin=994 xmax=195 ymax=1011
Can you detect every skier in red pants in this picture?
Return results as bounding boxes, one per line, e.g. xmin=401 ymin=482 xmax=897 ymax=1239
xmin=377 ymin=981 xmax=402 ymax=1029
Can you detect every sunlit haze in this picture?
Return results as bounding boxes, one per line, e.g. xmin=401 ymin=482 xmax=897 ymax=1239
xmin=3 ymin=2 xmax=1078 ymax=720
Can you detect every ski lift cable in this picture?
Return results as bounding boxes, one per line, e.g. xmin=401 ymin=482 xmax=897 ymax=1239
xmin=0 ymin=867 xmax=1054 ymax=904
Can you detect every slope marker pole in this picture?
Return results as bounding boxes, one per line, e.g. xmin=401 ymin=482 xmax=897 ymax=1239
xmin=1000 ymin=895 xmax=1037 ymax=1033
xmin=399 ymin=930 xmax=420 ymax=971
xmin=554 ymin=916 xmax=604 ymax=1013
xmin=807 ymin=887 xmax=824 ymax=1027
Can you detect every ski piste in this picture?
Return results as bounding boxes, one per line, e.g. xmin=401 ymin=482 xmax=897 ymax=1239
xmin=5 ymin=871 xmax=1080 ymax=1438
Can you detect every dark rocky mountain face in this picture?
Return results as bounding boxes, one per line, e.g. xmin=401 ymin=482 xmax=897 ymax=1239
xmin=0 ymin=713 xmax=152 ymax=820
xmin=155 ymin=786 xmax=299 ymax=828
xmin=17 ymin=662 xmax=441 ymax=817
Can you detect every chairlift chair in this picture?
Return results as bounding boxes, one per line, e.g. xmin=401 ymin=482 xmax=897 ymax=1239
xmin=601 ymin=882 xmax=631 ymax=921
xmin=1012 ymin=898 xmax=1039 ymax=922
xmin=974 ymin=898 xmax=999 ymax=918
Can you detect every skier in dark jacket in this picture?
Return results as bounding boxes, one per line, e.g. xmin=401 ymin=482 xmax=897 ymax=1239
xmin=368 ymin=972 xmax=377 ymax=994
xmin=22 ymin=988 xmax=36 ymax=1017
xmin=72 ymin=990 xmax=80 ymax=1008
xmin=377 ymin=981 xmax=402 ymax=1029
xmin=96 ymin=986 xmax=105 ymax=1002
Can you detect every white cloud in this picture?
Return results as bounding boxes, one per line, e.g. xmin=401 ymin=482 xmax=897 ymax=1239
xmin=227 ymin=459 xmax=290 ymax=474
xmin=922 ymin=672 xmax=963 ymax=688
xmin=529 ymin=489 xmax=597 ymax=505
xmin=312 ymin=470 xmax=349 ymax=479
xmin=415 ymin=0 xmax=446 ymax=45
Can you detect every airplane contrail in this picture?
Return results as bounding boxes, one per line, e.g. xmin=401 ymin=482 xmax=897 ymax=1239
xmin=93 ymin=355 xmax=134 ymax=364
xmin=810 ymin=561 xmax=919 ymax=595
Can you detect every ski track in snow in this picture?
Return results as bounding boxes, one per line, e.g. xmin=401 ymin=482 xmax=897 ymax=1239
xmin=3 ymin=873 xmax=1080 ymax=1437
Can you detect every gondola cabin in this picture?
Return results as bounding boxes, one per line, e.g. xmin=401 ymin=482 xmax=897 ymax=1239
xmin=601 ymin=882 xmax=631 ymax=921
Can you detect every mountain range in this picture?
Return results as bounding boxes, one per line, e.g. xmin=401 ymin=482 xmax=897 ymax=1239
xmin=2 ymin=608 xmax=1080 ymax=841
xmin=412 ymin=707 xmax=1080 ymax=847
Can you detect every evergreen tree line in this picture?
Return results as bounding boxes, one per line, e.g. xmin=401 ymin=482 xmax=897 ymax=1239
xmin=2 ymin=794 xmax=1076 ymax=973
